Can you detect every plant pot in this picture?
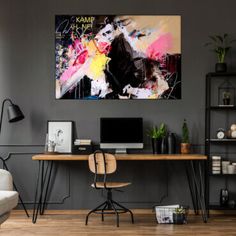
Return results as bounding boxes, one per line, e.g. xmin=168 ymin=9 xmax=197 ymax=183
xmin=173 ymin=213 xmax=185 ymax=224
xmin=215 ymin=63 xmax=227 ymax=73
xmin=223 ymin=98 xmax=230 ymax=105
xmin=180 ymin=143 xmax=191 ymax=154
xmin=151 ymin=138 xmax=162 ymax=154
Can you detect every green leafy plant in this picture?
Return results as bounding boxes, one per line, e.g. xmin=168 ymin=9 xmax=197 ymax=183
xmin=182 ymin=119 xmax=189 ymax=143
xmin=205 ymin=34 xmax=236 ymax=63
xmin=148 ymin=123 xmax=166 ymax=139
xmin=174 ymin=207 xmax=186 ymax=215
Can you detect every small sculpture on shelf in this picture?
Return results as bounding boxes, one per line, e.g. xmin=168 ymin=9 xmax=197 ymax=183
xmin=228 ymin=124 xmax=236 ymax=139
xmin=218 ymin=81 xmax=235 ymax=107
xmin=222 ymin=91 xmax=231 ymax=105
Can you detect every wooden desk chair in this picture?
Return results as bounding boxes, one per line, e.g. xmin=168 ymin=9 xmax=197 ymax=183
xmin=86 ymin=150 xmax=134 ymax=227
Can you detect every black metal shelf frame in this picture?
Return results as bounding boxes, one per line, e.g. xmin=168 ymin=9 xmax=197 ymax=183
xmin=205 ymin=72 xmax=236 ymax=212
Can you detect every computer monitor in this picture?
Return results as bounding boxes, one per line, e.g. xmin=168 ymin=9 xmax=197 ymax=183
xmin=100 ymin=117 xmax=143 ymax=154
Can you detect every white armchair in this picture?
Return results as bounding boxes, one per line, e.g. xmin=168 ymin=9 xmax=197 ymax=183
xmin=0 ymin=169 xmax=18 ymax=225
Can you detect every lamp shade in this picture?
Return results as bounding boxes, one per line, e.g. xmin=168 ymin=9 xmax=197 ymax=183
xmin=7 ymin=104 xmax=24 ymax=123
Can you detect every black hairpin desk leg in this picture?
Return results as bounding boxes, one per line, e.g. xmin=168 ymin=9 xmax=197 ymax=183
xmin=32 ymin=160 xmax=53 ymax=223
xmin=186 ymin=160 xmax=208 ymax=223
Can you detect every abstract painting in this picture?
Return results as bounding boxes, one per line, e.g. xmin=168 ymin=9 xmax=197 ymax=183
xmin=55 ymin=15 xmax=181 ymax=99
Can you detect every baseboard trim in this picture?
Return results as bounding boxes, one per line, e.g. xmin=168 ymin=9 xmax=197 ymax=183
xmin=11 ymin=209 xmax=236 ymax=215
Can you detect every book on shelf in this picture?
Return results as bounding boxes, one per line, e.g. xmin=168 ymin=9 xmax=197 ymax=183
xmin=218 ymin=104 xmax=234 ymax=107
xmin=74 ymin=139 xmax=92 ymax=145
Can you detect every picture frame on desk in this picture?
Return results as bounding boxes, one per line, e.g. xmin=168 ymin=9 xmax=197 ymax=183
xmin=47 ymin=120 xmax=73 ymax=153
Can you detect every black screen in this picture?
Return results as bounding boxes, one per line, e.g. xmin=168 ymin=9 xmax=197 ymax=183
xmin=100 ymin=118 xmax=143 ymax=143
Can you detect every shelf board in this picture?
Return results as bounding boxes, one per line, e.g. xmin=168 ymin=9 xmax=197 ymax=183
xmin=206 ymin=139 xmax=236 ymax=142
xmin=209 ymin=204 xmax=236 ymax=210
xmin=208 ymin=105 xmax=236 ymax=110
xmin=210 ymin=173 xmax=236 ymax=176
xmin=207 ymin=72 xmax=236 ymax=77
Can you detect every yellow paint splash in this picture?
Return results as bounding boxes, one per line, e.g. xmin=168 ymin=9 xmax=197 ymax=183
xmin=89 ymin=53 xmax=110 ymax=79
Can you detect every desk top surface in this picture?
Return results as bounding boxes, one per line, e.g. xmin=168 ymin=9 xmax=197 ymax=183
xmin=32 ymin=154 xmax=207 ymax=161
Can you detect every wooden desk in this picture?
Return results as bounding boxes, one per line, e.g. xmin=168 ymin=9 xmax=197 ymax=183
xmin=32 ymin=154 xmax=207 ymax=161
xmin=32 ymin=153 xmax=207 ymax=224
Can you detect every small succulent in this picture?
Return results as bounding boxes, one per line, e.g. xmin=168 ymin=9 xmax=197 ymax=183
xmin=182 ymin=119 xmax=189 ymax=143
xmin=174 ymin=207 xmax=185 ymax=214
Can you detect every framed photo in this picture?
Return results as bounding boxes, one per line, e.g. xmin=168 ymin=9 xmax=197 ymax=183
xmin=47 ymin=121 xmax=73 ymax=153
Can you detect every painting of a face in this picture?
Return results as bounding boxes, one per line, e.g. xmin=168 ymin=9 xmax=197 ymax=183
xmin=95 ymin=24 xmax=115 ymax=43
xmin=94 ymin=24 xmax=115 ymax=53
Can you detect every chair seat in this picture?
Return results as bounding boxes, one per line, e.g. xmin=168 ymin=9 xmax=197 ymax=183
xmin=0 ymin=190 xmax=18 ymax=215
xmin=91 ymin=182 xmax=131 ymax=188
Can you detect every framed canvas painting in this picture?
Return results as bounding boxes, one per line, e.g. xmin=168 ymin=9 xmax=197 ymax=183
xmin=47 ymin=121 xmax=73 ymax=153
xmin=55 ymin=15 xmax=181 ymax=100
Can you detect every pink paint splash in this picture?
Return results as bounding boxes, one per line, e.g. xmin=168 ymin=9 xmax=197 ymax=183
xmin=146 ymin=33 xmax=173 ymax=60
xmin=60 ymin=39 xmax=88 ymax=83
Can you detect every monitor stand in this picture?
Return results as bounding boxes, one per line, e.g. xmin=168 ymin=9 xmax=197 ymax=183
xmin=115 ymin=148 xmax=127 ymax=154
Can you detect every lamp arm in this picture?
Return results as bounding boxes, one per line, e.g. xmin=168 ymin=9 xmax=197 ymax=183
xmin=0 ymin=99 xmax=13 ymax=134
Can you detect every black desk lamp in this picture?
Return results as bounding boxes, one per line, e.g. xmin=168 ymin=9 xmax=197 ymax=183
xmin=0 ymin=98 xmax=29 ymax=217
xmin=0 ymin=98 xmax=24 ymax=132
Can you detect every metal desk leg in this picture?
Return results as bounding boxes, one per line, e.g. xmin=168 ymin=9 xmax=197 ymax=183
xmin=32 ymin=160 xmax=43 ymax=223
xmin=32 ymin=160 xmax=53 ymax=223
xmin=41 ymin=161 xmax=53 ymax=215
xmin=189 ymin=161 xmax=208 ymax=223
xmin=39 ymin=160 xmax=45 ymax=215
xmin=0 ymin=157 xmax=30 ymax=217
xmin=185 ymin=163 xmax=199 ymax=215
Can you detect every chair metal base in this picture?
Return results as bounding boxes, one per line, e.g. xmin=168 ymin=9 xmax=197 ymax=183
xmin=85 ymin=189 xmax=134 ymax=227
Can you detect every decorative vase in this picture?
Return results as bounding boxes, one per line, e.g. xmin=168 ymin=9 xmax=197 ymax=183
xmin=151 ymin=138 xmax=162 ymax=154
xmin=167 ymin=133 xmax=176 ymax=154
xmin=220 ymin=189 xmax=229 ymax=206
xmin=215 ymin=63 xmax=227 ymax=73
xmin=180 ymin=143 xmax=191 ymax=154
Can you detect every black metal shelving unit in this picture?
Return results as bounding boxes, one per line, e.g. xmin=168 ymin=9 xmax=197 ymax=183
xmin=205 ymin=72 xmax=236 ymax=211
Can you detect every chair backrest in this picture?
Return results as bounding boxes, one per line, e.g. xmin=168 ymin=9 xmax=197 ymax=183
xmin=88 ymin=151 xmax=116 ymax=175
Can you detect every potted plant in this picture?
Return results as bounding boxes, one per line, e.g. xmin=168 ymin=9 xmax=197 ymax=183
xmin=181 ymin=119 xmax=191 ymax=154
xmin=148 ymin=123 xmax=166 ymax=154
xmin=173 ymin=207 xmax=186 ymax=224
xmin=205 ymin=34 xmax=236 ymax=72
xmin=222 ymin=91 xmax=231 ymax=105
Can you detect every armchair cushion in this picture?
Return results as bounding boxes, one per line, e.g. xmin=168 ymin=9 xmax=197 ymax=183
xmin=0 ymin=191 xmax=18 ymax=214
xmin=0 ymin=169 xmax=18 ymax=225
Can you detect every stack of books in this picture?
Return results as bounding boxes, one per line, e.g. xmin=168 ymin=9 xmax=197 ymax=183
xmin=212 ymin=156 xmax=221 ymax=174
xmin=73 ymin=139 xmax=93 ymax=154
xmin=74 ymin=139 xmax=92 ymax=146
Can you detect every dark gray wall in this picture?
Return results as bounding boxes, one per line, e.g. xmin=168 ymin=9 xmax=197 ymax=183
xmin=1 ymin=0 xmax=236 ymax=209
